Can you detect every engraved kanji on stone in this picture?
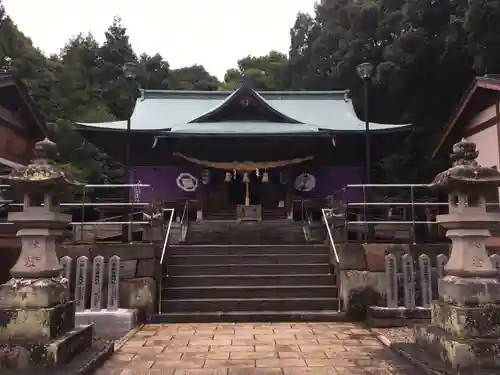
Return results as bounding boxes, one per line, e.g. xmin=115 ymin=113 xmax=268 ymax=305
xmin=402 ymin=254 xmax=416 ymax=309
xmin=385 ymin=254 xmax=398 ymax=308
xmin=472 ymin=256 xmax=484 ymax=268
xmin=419 ymin=254 xmax=432 ymax=308
xmin=24 ymin=255 xmax=40 ymax=268
xmin=107 ymin=255 xmax=120 ymax=311
xmin=75 ymin=256 xmax=88 ymax=312
xmin=91 ymin=255 xmax=104 ymax=311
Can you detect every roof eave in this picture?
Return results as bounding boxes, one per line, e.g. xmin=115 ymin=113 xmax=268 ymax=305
xmin=431 ymin=77 xmax=500 ymax=159
xmin=75 ymin=123 xmax=170 ymax=134
xmin=153 ymin=130 xmax=334 ymax=139
xmin=319 ymin=124 xmax=414 ymax=134
xmin=0 ymin=73 xmax=49 ymax=137
xmin=141 ymin=89 xmax=348 ymax=97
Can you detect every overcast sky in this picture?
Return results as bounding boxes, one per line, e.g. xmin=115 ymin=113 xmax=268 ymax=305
xmin=3 ymin=0 xmax=317 ymax=79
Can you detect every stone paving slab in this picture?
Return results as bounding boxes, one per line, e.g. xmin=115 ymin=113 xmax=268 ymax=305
xmin=95 ymin=323 xmax=420 ymax=374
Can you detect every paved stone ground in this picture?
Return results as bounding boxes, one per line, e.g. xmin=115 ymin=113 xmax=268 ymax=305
xmin=95 ymin=322 xmax=420 ymax=374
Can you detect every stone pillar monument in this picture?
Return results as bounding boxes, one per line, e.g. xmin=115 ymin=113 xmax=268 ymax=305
xmin=415 ymin=139 xmax=500 ymax=370
xmin=0 ymin=138 xmax=97 ymax=370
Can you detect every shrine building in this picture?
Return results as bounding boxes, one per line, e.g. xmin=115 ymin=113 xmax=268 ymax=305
xmin=76 ymin=84 xmax=412 ymax=220
xmin=0 ymin=73 xmax=48 ymax=170
xmin=433 ymin=75 xmax=500 ymax=170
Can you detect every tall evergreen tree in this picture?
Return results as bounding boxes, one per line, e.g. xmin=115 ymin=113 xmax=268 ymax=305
xmin=220 ymin=51 xmax=289 ymax=90
xmin=98 ymin=16 xmax=138 ymax=119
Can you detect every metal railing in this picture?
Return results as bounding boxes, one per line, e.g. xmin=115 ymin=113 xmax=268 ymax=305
xmin=321 ymin=208 xmax=340 ymax=264
xmin=0 ymin=183 xmax=155 ymax=242
xmin=330 ymin=183 xmax=500 ymax=244
xmin=159 ymin=208 xmax=175 ymax=265
xmin=321 ymin=208 xmax=341 ymax=312
xmin=179 ymin=200 xmax=190 ymax=242
xmin=158 ymin=207 xmax=175 ymax=315
xmin=331 ymin=184 xmax=443 ymax=244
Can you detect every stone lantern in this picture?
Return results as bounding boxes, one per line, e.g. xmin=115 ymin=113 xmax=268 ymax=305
xmin=432 ymin=138 xmax=500 ymax=279
xmin=415 ymin=138 xmax=500 ymax=370
xmin=0 ymin=138 xmax=97 ymax=370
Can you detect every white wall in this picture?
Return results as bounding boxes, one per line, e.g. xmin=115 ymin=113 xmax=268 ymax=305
xmin=467 ymin=125 xmax=500 ymax=170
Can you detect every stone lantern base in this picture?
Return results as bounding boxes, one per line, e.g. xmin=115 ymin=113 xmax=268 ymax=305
xmin=414 ymin=276 xmax=500 ymax=370
xmin=0 ymin=277 xmax=94 ymax=370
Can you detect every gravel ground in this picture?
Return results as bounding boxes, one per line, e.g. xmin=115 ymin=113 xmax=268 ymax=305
xmin=372 ymin=327 xmax=416 ymax=344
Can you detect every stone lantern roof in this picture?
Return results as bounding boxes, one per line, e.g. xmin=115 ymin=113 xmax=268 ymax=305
xmin=0 ymin=137 xmax=83 ymax=189
xmin=430 ymin=138 xmax=500 ymax=190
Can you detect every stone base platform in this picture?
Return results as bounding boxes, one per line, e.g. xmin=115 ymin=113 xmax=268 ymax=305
xmin=0 ymin=277 xmax=68 ymax=309
xmin=415 ymin=324 xmax=500 ymax=370
xmin=0 ymin=302 xmax=76 ymax=341
xmin=0 ymin=324 xmax=93 ymax=370
xmin=76 ymin=309 xmax=137 ymax=340
xmin=367 ymin=306 xmax=430 ymax=328
xmin=372 ymin=326 xmax=500 ymax=375
xmin=2 ymin=343 xmax=113 ymax=375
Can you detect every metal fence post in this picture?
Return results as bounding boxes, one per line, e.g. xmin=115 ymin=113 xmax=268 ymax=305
xmin=80 ymin=185 xmax=86 ymax=241
xmin=363 ymin=185 xmax=367 ymax=243
xmin=410 ymin=185 xmax=416 ymax=244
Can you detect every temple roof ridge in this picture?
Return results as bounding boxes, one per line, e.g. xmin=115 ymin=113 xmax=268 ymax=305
xmin=188 ymin=84 xmax=302 ymax=124
xmin=76 ymin=86 xmax=412 ymax=134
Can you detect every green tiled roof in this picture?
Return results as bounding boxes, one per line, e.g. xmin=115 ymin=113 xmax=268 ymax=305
xmin=76 ymin=88 xmax=411 ymax=134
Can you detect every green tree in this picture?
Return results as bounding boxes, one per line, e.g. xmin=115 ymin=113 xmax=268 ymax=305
xmin=219 ymin=51 xmax=289 ymax=90
xmin=138 ymin=53 xmax=170 ymax=90
xmin=98 ymin=16 xmax=138 ymax=119
xmin=168 ymin=65 xmax=219 ymax=90
xmin=286 ymin=0 xmax=485 ymax=182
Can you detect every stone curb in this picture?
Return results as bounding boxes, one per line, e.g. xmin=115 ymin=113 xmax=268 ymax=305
xmin=368 ymin=328 xmax=438 ymax=375
xmin=73 ymin=344 xmax=114 ymax=375
xmin=114 ymin=324 xmax=145 ymax=351
xmin=83 ymin=325 xmax=143 ymax=375
xmin=2 ymin=343 xmax=114 ymax=375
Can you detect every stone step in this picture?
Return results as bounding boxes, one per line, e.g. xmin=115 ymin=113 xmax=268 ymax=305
xmin=165 ymin=274 xmax=337 ymax=287
xmin=151 ymin=310 xmax=347 ymax=323
xmin=167 ymin=254 xmax=329 ymax=266
xmin=169 ymin=244 xmax=327 ymax=255
xmin=186 ymin=221 xmax=304 ymax=231
xmin=184 ymin=236 xmax=308 ymax=245
xmin=187 ymin=228 xmax=305 ymax=235
xmin=163 ymin=285 xmax=338 ymax=299
xmin=161 ymin=297 xmax=340 ymax=313
xmin=166 ymin=263 xmax=331 ymax=276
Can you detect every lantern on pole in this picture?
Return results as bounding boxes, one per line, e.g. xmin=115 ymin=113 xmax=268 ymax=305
xmin=262 ymin=170 xmax=269 ymax=183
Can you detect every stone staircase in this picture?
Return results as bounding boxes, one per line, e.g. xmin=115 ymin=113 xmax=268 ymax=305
xmin=185 ymin=220 xmax=309 ymax=245
xmin=205 ymin=207 xmax=287 ymax=221
xmin=154 ymin=244 xmax=342 ymax=323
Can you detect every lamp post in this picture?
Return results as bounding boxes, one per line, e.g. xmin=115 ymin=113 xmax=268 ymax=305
xmin=122 ymin=62 xmax=141 ymax=172
xmin=356 ymin=62 xmax=374 ymax=243
xmin=356 ymin=62 xmax=374 ymax=185
xmin=122 ymin=62 xmax=141 ymax=242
